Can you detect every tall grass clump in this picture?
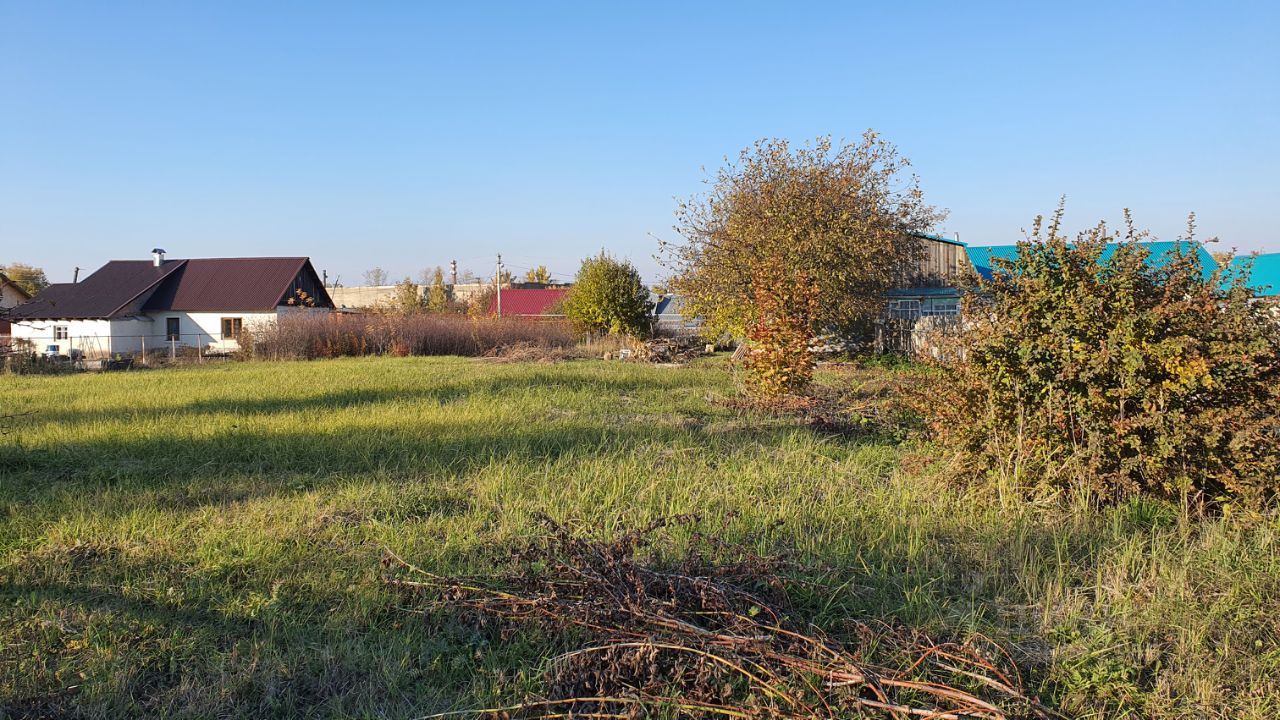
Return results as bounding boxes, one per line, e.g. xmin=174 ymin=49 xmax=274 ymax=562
xmin=925 ymin=207 xmax=1280 ymax=507
xmin=247 ymin=312 xmax=576 ymax=360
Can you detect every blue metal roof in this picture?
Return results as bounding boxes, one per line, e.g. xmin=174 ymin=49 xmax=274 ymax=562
xmin=966 ymin=241 xmax=1218 ymax=282
xmin=1227 ymin=253 xmax=1280 ymax=297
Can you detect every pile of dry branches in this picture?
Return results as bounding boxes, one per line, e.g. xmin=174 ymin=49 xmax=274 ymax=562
xmin=630 ymin=336 xmax=708 ymax=364
xmin=384 ymin=515 xmax=1057 ymax=720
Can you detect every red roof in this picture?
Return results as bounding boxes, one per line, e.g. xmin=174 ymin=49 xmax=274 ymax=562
xmin=488 ymin=288 xmax=569 ymax=317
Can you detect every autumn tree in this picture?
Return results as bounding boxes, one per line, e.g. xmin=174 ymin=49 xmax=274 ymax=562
xmin=363 ymin=267 xmax=389 ymax=287
xmin=426 ymin=266 xmax=449 ymax=311
xmin=388 ymin=277 xmax=424 ymax=313
xmin=0 ymin=263 xmax=49 ymax=296
xmin=662 ymin=133 xmax=942 ymax=394
xmin=561 ymin=253 xmax=652 ymax=336
xmin=524 ymin=265 xmax=552 ymax=284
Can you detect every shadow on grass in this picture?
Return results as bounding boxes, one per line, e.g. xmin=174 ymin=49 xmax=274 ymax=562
xmin=21 ymin=365 xmax=722 ymax=428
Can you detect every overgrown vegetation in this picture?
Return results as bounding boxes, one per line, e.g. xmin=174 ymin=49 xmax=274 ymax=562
xmin=1 ymin=358 xmax=1276 ymax=718
xmin=245 ymin=312 xmax=575 ymax=360
xmin=663 ymin=132 xmax=942 ymax=395
xmin=926 ymin=208 xmax=1280 ymax=507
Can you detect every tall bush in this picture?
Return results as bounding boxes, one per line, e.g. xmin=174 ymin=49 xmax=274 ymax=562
xmin=928 ymin=209 xmax=1280 ymax=506
xmin=561 ymin=253 xmax=651 ymax=336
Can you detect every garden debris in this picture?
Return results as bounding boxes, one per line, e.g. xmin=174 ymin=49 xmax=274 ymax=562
xmin=627 ymin=335 xmax=709 ymax=364
xmin=384 ymin=514 xmax=1057 ymax=720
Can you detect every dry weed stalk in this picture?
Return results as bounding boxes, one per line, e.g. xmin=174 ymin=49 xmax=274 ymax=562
xmin=385 ymin=515 xmax=1059 ymax=720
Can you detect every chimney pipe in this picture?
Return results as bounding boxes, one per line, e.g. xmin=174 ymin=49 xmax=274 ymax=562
xmin=151 ymin=248 xmax=166 ymax=267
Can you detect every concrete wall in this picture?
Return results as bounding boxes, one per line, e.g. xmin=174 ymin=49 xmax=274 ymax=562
xmin=329 ymin=285 xmax=411 ymax=309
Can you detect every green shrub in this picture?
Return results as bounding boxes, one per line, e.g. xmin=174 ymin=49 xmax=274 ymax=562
xmin=928 ymin=209 xmax=1280 ymax=507
xmin=561 ymin=252 xmax=652 ymax=337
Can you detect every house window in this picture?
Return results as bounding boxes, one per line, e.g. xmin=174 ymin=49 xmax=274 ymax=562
xmin=886 ymin=300 xmax=921 ymax=319
xmin=53 ymin=325 xmax=69 ymax=340
xmin=221 ymin=317 xmax=243 ymax=339
xmin=923 ymin=300 xmax=959 ymax=317
xmin=165 ymin=317 xmax=180 ymax=342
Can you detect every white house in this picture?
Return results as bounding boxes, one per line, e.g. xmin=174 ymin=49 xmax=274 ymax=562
xmin=1 ymin=272 xmax=33 ymax=339
xmin=8 ymin=250 xmax=332 ymax=357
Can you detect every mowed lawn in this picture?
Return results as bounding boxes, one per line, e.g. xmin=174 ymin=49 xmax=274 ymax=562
xmin=1 ymin=356 xmax=1277 ymax=719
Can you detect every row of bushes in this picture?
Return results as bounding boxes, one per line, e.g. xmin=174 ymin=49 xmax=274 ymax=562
xmin=919 ymin=212 xmax=1280 ymax=509
xmin=244 ymin=312 xmax=577 ymax=360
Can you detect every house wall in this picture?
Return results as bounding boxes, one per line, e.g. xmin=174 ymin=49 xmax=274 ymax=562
xmin=0 ymin=283 xmax=26 ymax=309
xmin=913 ymin=238 xmax=967 ymax=287
xmin=9 ymin=310 xmax=294 ymax=356
xmin=10 ymin=318 xmax=121 ymax=356
xmin=144 ymin=311 xmax=279 ymax=351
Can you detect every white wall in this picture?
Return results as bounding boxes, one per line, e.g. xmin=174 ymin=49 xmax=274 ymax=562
xmin=10 ymin=307 xmax=329 ymax=356
xmin=144 ymin=311 xmax=278 ymax=351
xmin=10 ymin=318 xmax=118 ymax=356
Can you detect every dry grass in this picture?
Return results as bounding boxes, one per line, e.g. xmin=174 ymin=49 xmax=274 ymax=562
xmin=247 ymin=312 xmax=576 ymax=360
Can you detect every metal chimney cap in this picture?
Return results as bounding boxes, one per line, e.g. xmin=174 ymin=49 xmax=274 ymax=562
xmin=151 ymin=248 xmax=166 ymax=254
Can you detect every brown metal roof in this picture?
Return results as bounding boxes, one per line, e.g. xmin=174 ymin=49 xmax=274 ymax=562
xmin=7 ymin=261 xmax=182 ymax=319
xmin=142 ymin=257 xmax=332 ymax=312
xmin=9 ymin=257 xmax=334 ymax=319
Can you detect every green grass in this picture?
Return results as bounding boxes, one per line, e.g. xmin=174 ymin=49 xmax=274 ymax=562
xmin=1 ymin=356 xmax=1277 ymax=718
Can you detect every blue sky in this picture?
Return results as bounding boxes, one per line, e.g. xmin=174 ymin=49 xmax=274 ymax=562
xmin=2 ymin=1 xmax=1277 ymax=284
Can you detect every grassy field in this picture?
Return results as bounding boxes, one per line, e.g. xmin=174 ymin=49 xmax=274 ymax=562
xmin=1 ymin=356 xmax=1277 ymax=719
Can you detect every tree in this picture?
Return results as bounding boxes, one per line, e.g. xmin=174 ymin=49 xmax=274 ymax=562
xmin=494 ymin=268 xmax=512 ymax=286
xmin=524 ymin=265 xmax=552 ymax=284
xmin=561 ymin=252 xmax=652 ymax=336
xmin=0 ymin=263 xmax=49 ymax=296
xmin=389 ymin=277 xmax=423 ymax=313
xmin=661 ymin=132 xmax=942 ymax=395
xmin=363 ymin=267 xmax=389 ymax=287
xmin=426 ymin=266 xmax=449 ymax=311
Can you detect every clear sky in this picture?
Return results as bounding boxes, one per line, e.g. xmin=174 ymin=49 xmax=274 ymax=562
xmin=2 ymin=1 xmax=1277 ymax=285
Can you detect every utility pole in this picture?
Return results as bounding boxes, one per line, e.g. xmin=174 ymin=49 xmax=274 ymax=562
xmin=450 ymin=259 xmax=457 ymax=287
xmin=496 ymin=254 xmax=503 ymax=317
xmin=72 ymin=267 xmax=80 ymax=283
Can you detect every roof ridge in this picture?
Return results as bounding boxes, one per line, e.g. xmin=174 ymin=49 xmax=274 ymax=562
xmin=104 ymin=259 xmax=189 ymax=318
